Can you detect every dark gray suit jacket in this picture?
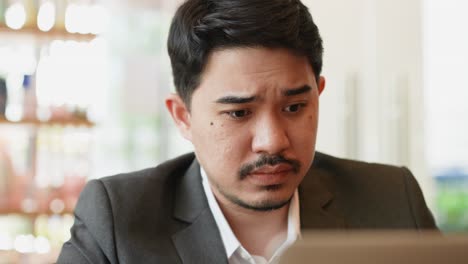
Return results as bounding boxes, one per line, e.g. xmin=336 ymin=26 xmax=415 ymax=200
xmin=57 ymin=152 xmax=437 ymax=263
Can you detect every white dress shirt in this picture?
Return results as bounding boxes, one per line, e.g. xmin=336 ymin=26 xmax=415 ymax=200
xmin=200 ymin=167 xmax=301 ymax=264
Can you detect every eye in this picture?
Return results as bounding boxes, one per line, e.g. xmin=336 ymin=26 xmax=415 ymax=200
xmin=283 ymin=103 xmax=306 ymax=113
xmin=226 ymin=109 xmax=252 ymax=119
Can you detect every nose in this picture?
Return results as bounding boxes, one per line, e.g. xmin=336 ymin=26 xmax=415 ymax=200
xmin=251 ymin=114 xmax=290 ymax=155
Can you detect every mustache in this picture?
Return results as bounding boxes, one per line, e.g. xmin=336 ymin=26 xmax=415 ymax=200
xmin=238 ymin=154 xmax=301 ymax=179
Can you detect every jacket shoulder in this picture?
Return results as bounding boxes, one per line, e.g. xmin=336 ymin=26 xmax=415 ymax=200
xmin=99 ymin=152 xmax=196 ymax=187
xmin=313 ymin=152 xmax=406 ymax=178
xmin=311 ymin=152 xmax=436 ymax=229
xmin=313 ymin=152 xmax=413 ymax=196
xmin=95 ymin=152 xmax=196 ymax=223
xmin=59 ymin=153 xmax=196 ymax=263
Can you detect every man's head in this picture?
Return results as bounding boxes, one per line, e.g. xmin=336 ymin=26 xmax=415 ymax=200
xmin=166 ymin=0 xmax=325 ymax=212
xmin=167 ymin=0 xmax=324 ymax=109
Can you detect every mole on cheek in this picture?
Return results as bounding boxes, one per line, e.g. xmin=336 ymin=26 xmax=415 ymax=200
xmin=210 ymin=122 xmax=214 ymax=126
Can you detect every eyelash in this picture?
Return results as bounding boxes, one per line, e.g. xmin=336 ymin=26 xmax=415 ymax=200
xmin=283 ymin=103 xmax=307 ymax=113
xmin=224 ymin=103 xmax=307 ymax=120
xmin=225 ymin=109 xmax=252 ymax=119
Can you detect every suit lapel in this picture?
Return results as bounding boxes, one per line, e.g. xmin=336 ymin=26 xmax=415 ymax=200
xmin=299 ymin=156 xmax=347 ymax=229
xmin=172 ymin=159 xmax=228 ymax=264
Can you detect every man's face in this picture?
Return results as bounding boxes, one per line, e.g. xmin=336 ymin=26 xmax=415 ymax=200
xmin=168 ymin=47 xmax=325 ymax=211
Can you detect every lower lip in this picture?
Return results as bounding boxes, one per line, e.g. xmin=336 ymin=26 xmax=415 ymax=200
xmin=247 ymin=170 xmax=292 ymax=186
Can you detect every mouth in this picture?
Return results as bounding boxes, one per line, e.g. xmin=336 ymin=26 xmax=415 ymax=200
xmin=247 ymin=164 xmax=294 ymax=186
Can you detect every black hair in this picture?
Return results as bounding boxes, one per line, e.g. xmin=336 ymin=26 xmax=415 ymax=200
xmin=167 ymin=0 xmax=323 ymax=108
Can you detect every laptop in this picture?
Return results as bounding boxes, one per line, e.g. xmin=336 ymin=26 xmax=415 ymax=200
xmin=278 ymin=231 xmax=468 ymax=264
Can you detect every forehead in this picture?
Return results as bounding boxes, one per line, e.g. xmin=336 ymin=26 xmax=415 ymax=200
xmin=196 ymin=47 xmax=315 ymax=97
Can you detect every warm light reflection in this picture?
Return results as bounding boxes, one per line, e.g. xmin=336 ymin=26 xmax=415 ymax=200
xmin=14 ymin=234 xmax=35 ymax=253
xmin=5 ymin=3 xmax=26 ymax=30
xmin=90 ymin=5 xmax=110 ymax=34
xmin=64 ymin=3 xmax=79 ymax=33
xmin=0 ymin=214 xmax=72 ymax=255
xmin=36 ymin=38 xmax=108 ymax=111
xmin=37 ymin=1 xmax=56 ymax=32
xmin=1 ymin=234 xmax=51 ymax=254
xmin=78 ymin=5 xmax=91 ymax=34
xmin=65 ymin=3 xmax=109 ymax=34
xmin=0 ymin=45 xmax=38 ymax=75
xmin=0 ymin=234 xmax=13 ymax=251
xmin=50 ymin=199 xmax=65 ymax=214
xmin=34 ymin=236 xmax=51 ymax=254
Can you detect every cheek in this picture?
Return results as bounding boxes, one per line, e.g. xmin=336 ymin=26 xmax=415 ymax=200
xmin=195 ymin=120 xmax=248 ymax=160
xmin=195 ymin=123 xmax=251 ymax=185
xmin=288 ymin=113 xmax=318 ymax=150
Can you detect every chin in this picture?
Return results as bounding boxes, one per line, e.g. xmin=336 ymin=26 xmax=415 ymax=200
xmin=217 ymin=181 xmax=295 ymax=211
xmin=237 ymin=190 xmax=294 ymax=212
xmin=244 ymin=197 xmax=291 ymax=212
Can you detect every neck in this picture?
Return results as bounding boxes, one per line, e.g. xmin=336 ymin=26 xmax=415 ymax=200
xmin=215 ymin=192 xmax=290 ymax=260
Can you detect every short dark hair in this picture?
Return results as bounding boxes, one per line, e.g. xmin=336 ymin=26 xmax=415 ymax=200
xmin=167 ymin=0 xmax=323 ymax=108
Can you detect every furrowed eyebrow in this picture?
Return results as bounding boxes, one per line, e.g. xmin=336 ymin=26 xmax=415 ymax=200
xmin=214 ymin=85 xmax=311 ymax=104
xmin=215 ymin=95 xmax=257 ymax=104
xmin=283 ymin=85 xmax=312 ymax=96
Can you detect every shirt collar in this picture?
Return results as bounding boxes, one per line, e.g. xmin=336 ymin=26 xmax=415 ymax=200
xmin=200 ymin=166 xmax=301 ymax=259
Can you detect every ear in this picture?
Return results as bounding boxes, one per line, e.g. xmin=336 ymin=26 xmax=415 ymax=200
xmin=165 ymin=93 xmax=193 ymax=141
xmin=318 ymin=76 xmax=326 ymax=95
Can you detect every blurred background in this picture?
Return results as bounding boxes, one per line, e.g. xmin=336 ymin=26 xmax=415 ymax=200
xmin=0 ymin=0 xmax=467 ymax=262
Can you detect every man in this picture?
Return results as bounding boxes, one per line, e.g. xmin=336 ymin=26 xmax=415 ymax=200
xmin=57 ymin=0 xmax=437 ymax=263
